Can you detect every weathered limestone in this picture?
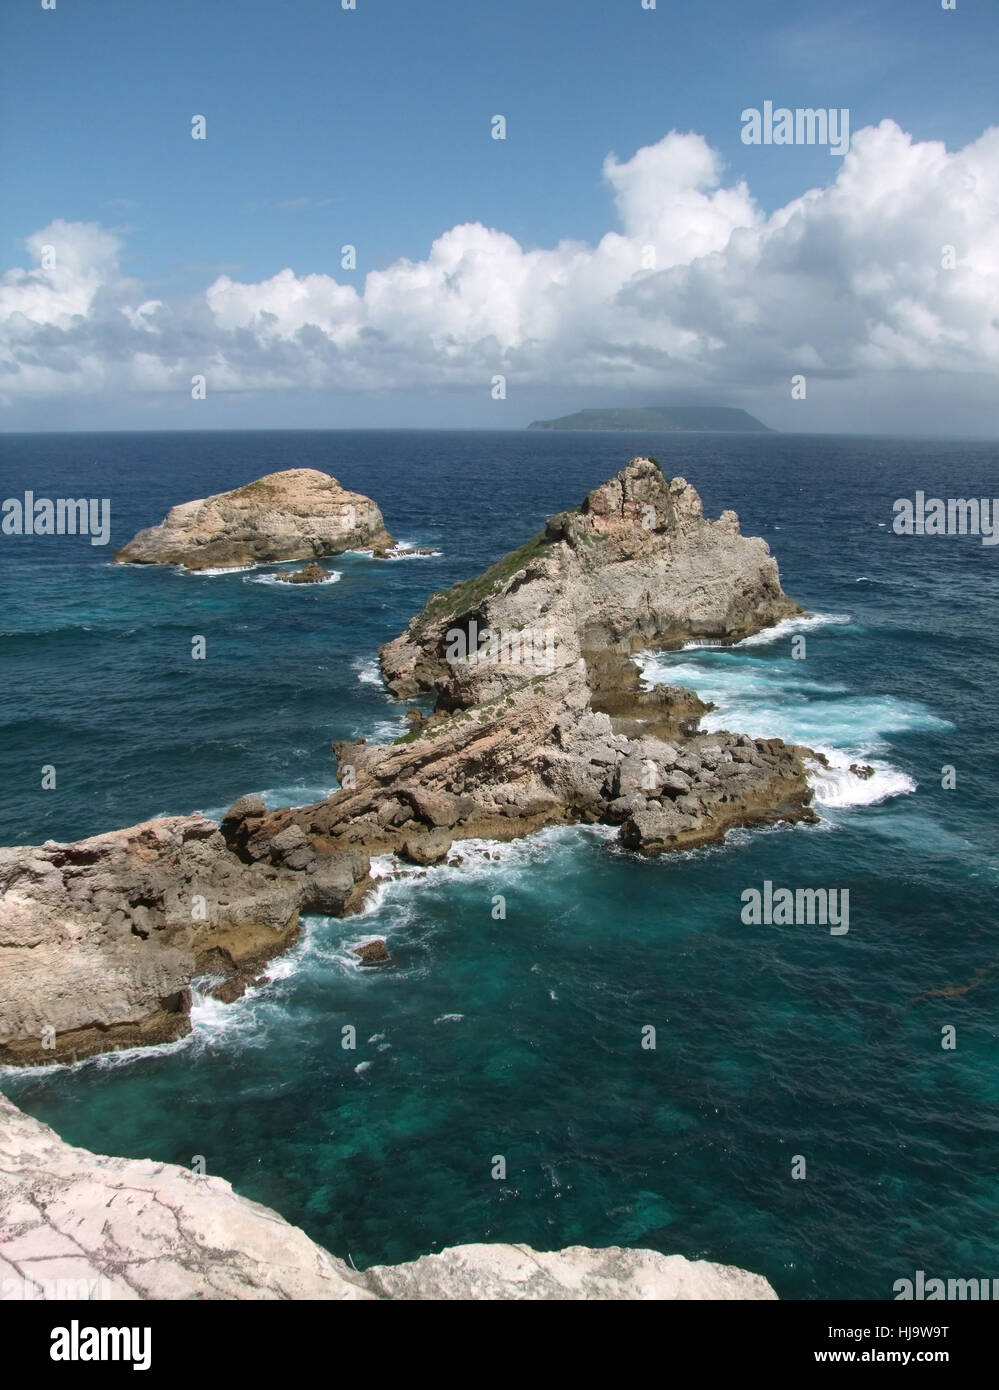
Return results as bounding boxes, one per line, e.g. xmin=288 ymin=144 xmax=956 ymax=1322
xmin=0 ymin=814 xmax=371 ymax=1065
xmin=380 ymin=456 xmax=801 ymax=707
xmin=361 ymin=1242 xmax=778 ymax=1301
xmin=258 ymin=669 xmax=814 ymax=864
xmin=115 ymin=468 xmax=392 ymax=569
xmin=258 ymin=459 xmax=814 ymax=861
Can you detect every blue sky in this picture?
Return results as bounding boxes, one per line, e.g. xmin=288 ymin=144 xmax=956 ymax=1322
xmin=2 ymin=0 xmax=999 ymax=433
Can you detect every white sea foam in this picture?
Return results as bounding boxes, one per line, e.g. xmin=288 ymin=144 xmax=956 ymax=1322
xmin=638 ymin=653 xmax=848 ymax=705
xmin=180 ymin=564 xmax=257 ymax=577
xmin=0 ymin=1031 xmax=194 ymax=1079
xmin=806 ymin=751 xmax=917 ymax=808
xmin=637 ymin=646 xmax=948 ymax=759
xmin=383 ymin=541 xmax=442 ymax=559
xmin=734 ymin=612 xmax=853 ymax=647
xmin=636 ymin=613 xmax=948 ymax=816
xmin=352 ymin=656 xmax=383 ymax=687
xmin=367 ymin=717 xmax=410 ymax=742
xmin=704 ymin=689 xmax=946 ymax=756
xmin=369 ymin=852 xmax=404 ymax=880
xmin=363 ymin=826 xmax=594 ymax=909
xmin=245 ymin=570 xmax=341 ymax=587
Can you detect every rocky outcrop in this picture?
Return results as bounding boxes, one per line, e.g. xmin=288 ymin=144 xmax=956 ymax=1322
xmin=0 ymin=812 xmax=371 ymax=1065
xmin=115 ymin=468 xmax=393 ymax=570
xmin=361 ymin=1243 xmax=777 ymax=1300
xmin=380 ymin=456 xmax=801 ymax=708
xmin=253 ymin=459 xmax=814 ymax=862
xmin=353 ymin=938 xmax=390 ymax=965
xmin=0 ymin=1095 xmax=777 ymax=1300
xmin=255 ymin=668 xmax=814 ymax=866
xmin=1 ymin=457 xmax=816 ymax=1067
xmin=274 ymin=561 xmax=333 ymax=584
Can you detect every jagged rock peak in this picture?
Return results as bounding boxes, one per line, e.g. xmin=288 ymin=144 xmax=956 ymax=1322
xmin=545 ymin=457 xmax=740 ymax=558
xmin=379 ymin=455 xmax=801 ymax=706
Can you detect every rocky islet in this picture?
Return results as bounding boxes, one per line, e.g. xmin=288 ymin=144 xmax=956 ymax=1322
xmin=114 ymin=467 xmax=393 ymax=570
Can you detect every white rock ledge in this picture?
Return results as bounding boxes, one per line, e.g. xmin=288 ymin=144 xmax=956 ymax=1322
xmin=0 ymin=1095 xmax=776 ymax=1301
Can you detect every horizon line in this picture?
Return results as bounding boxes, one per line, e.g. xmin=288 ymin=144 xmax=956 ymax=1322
xmin=3 ymin=425 xmax=999 ymax=442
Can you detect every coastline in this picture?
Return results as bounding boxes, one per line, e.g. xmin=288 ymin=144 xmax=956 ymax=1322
xmin=0 ymin=457 xmax=820 ymax=1068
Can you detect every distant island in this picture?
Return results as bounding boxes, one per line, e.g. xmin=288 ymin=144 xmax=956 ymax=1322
xmin=527 ymin=406 xmax=774 ymax=433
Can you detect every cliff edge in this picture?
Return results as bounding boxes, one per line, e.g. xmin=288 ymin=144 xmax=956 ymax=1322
xmin=0 ymin=1095 xmax=777 ymax=1301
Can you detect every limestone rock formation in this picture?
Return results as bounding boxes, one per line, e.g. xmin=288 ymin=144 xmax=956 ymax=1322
xmin=256 ymin=671 xmax=813 ymax=868
xmin=0 ymin=814 xmax=371 ymax=1065
xmin=380 ymin=456 xmax=800 ymax=709
xmin=1 ymin=457 xmax=816 ymax=1067
xmin=361 ymin=1242 xmax=777 ymax=1301
xmin=259 ymin=459 xmax=814 ymax=863
xmin=115 ymin=468 xmax=392 ymax=570
xmin=0 ymin=1095 xmax=777 ymax=1301
xmin=353 ymin=938 xmax=390 ymax=965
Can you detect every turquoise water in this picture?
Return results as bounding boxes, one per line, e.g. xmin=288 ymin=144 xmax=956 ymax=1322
xmin=2 ymin=429 xmax=997 ymax=1299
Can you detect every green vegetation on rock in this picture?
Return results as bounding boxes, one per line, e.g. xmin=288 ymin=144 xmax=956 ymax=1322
xmin=422 ymin=530 xmax=552 ymax=622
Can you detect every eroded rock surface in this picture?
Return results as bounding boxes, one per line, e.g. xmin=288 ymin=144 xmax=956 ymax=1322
xmin=380 ymin=456 xmax=801 ymax=707
xmin=0 ymin=813 xmax=371 ymax=1065
xmin=261 ymin=670 xmax=814 ymax=866
xmin=362 ymin=1242 xmax=777 ymax=1301
xmin=115 ymin=468 xmax=392 ymax=569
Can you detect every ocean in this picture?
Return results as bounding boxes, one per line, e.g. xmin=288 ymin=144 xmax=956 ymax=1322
xmin=1 ymin=428 xmax=997 ymax=1300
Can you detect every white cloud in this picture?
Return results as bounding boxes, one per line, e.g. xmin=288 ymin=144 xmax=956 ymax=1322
xmin=602 ymin=130 xmax=759 ymax=261
xmin=2 ymin=122 xmax=999 ymax=410
xmin=0 ymin=221 xmax=125 ymax=329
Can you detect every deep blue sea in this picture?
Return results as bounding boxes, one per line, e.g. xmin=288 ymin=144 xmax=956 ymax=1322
xmin=1 ymin=429 xmax=997 ymax=1300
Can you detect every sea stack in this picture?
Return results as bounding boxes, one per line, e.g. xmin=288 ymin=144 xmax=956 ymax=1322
xmin=381 ymin=455 xmax=802 ymax=706
xmin=114 ymin=468 xmax=393 ymax=570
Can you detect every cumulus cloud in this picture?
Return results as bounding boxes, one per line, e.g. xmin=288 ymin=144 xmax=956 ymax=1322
xmin=2 ymin=121 xmax=998 ymax=407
